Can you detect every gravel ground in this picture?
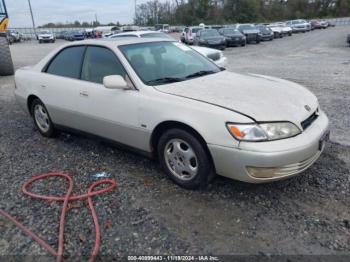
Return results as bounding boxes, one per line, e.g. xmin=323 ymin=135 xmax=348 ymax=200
xmin=0 ymin=26 xmax=350 ymax=260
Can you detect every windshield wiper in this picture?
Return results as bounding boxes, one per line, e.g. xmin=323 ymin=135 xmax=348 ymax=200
xmin=184 ymin=70 xmax=217 ymax=79
xmin=146 ymin=77 xmax=184 ymax=85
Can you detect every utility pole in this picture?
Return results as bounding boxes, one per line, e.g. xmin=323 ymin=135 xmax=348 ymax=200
xmin=134 ymin=0 xmax=137 ymax=25
xmin=27 ymin=0 xmax=36 ymax=36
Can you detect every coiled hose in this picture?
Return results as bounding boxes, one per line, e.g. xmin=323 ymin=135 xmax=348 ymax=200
xmin=0 ymin=172 xmax=117 ymax=262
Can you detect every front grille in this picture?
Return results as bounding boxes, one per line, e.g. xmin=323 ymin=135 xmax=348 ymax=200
xmin=301 ymin=110 xmax=318 ymax=130
xmin=207 ymin=53 xmax=220 ymax=61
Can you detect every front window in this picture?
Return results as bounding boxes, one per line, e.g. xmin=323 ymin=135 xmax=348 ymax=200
xmin=223 ymin=29 xmax=240 ymax=35
xmin=81 ymin=46 xmax=126 ymax=84
xmin=239 ymin=24 xmax=256 ymax=30
xmin=201 ymin=29 xmax=220 ymax=38
xmin=119 ymin=41 xmax=220 ymax=86
xmin=191 ymin=28 xmax=201 ymax=33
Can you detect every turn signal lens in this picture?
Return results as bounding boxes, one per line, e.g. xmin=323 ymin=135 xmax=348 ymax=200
xmin=227 ymin=122 xmax=301 ymax=142
xmin=227 ymin=124 xmax=268 ymax=141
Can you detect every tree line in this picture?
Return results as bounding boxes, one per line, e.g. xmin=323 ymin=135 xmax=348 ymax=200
xmin=39 ymin=21 xmax=121 ymax=28
xmin=134 ymin=0 xmax=350 ymax=26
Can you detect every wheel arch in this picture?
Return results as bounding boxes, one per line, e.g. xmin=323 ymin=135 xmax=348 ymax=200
xmin=27 ymin=94 xmax=40 ymax=115
xmin=150 ymin=121 xmax=215 ymax=171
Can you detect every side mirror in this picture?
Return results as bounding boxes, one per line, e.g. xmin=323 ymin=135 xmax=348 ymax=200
xmin=103 ymin=75 xmax=128 ymax=90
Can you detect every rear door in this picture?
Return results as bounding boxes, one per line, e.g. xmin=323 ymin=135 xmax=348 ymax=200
xmin=41 ymin=45 xmax=86 ymax=129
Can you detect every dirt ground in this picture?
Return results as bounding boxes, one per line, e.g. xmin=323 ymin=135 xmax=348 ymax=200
xmin=0 ymin=26 xmax=349 ymax=260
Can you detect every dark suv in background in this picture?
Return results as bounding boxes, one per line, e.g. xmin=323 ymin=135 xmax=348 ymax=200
xmin=193 ymin=29 xmax=226 ymax=50
xmin=218 ymin=28 xmax=246 ymax=47
xmin=233 ymin=24 xmax=260 ymax=44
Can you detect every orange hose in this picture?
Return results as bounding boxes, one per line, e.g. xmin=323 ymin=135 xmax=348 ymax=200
xmin=0 ymin=172 xmax=117 ymax=262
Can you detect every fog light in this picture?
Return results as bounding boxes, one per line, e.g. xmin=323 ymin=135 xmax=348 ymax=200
xmin=246 ymin=166 xmax=279 ymax=178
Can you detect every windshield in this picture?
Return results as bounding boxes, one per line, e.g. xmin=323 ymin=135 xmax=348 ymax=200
xmin=119 ymin=41 xmax=220 ymax=86
xmin=201 ymin=29 xmax=220 ymax=38
xmin=141 ymin=32 xmax=174 ymax=40
xmin=223 ymin=29 xmax=240 ymax=35
xmin=191 ymin=28 xmax=201 ymax=33
xmin=40 ymin=30 xmax=51 ymax=34
xmin=239 ymin=24 xmax=255 ymax=30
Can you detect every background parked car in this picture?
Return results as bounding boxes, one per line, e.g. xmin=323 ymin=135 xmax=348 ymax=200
xmin=267 ymin=24 xmax=284 ymax=38
xmin=37 ymin=30 xmax=55 ymax=43
xmin=274 ymin=22 xmax=293 ymax=36
xmin=65 ymin=30 xmax=85 ymax=41
xmin=218 ymin=27 xmax=246 ymax=47
xmin=311 ymin=20 xmax=328 ymax=29
xmin=7 ymin=29 xmax=21 ymax=42
xmin=233 ymin=24 xmax=260 ymax=44
xmin=56 ymin=30 xmax=68 ymax=39
xmin=6 ymin=30 xmax=15 ymax=44
xmin=256 ymin=24 xmax=274 ymax=41
xmin=194 ymin=29 xmax=226 ymax=50
xmin=181 ymin=26 xmax=202 ymax=44
xmin=327 ymin=20 xmax=336 ymax=27
xmin=286 ymin=19 xmax=311 ymax=33
xmin=109 ymin=30 xmax=227 ymax=68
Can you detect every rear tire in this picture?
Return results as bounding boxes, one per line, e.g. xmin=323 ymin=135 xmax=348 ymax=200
xmin=30 ymin=98 xmax=57 ymax=138
xmin=0 ymin=35 xmax=14 ymax=76
xmin=157 ymin=128 xmax=215 ymax=189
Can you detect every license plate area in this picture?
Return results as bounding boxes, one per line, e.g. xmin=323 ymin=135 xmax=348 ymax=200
xmin=319 ymin=130 xmax=330 ymax=150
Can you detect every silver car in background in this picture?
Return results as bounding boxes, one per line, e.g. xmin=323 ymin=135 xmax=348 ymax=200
xmin=286 ymin=19 xmax=311 ymax=33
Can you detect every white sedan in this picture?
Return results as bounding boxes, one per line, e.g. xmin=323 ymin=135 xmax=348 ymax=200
xmin=109 ymin=31 xmax=227 ymax=68
xmin=14 ymin=38 xmax=329 ymax=189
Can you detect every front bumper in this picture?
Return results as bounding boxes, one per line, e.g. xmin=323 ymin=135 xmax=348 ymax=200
xmin=292 ymin=27 xmax=307 ymax=32
xmin=208 ymin=110 xmax=329 ymax=183
xmin=260 ymin=34 xmax=273 ymax=41
xmin=226 ymin=38 xmax=245 ymax=46
xmin=39 ymin=38 xmax=54 ymax=42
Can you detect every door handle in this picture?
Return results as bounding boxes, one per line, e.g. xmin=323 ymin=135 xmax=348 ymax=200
xmin=79 ymin=91 xmax=89 ymax=97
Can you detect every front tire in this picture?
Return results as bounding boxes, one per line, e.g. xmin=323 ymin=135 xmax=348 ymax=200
xmin=157 ymin=128 xmax=215 ymax=189
xmin=30 ymin=98 xmax=56 ymax=137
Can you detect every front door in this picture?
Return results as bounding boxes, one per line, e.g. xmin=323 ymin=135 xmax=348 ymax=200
xmin=75 ymin=45 xmax=147 ymax=151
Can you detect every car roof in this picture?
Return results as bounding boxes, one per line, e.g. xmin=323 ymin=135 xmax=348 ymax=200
xmin=62 ymin=37 xmax=175 ymax=48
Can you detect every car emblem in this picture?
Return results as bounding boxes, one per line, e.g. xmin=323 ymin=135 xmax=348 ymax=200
xmin=304 ymin=105 xmax=311 ymax=112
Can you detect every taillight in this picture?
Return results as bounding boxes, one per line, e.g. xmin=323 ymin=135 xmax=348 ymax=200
xmin=189 ymin=30 xmax=192 ymax=37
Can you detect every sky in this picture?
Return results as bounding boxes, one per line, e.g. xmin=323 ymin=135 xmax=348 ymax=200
xmin=6 ymin=0 xmax=156 ymax=27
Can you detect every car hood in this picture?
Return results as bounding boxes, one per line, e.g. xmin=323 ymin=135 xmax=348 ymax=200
xmin=191 ymin=46 xmax=220 ymax=55
xmin=154 ymin=71 xmax=318 ymax=127
xmin=39 ymin=34 xmax=52 ymax=37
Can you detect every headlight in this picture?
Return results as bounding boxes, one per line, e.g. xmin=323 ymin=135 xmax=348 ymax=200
xmin=227 ymin=122 xmax=301 ymax=142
